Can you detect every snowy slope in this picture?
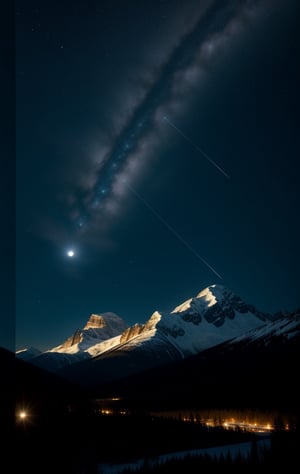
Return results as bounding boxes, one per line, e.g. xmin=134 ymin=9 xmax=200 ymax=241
xmin=112 ymin=284 xmax=272 ymax=357
xmin=49 ymin=313 xmax=127 ymax=355
xmin=17 ymin=313 xmax=128 ymax=371
xmin=229 ymin=311 xmax=300 ymax=345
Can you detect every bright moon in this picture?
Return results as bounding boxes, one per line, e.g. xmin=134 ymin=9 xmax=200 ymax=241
xmin=67 ymin=250 xmax=75 ymax=257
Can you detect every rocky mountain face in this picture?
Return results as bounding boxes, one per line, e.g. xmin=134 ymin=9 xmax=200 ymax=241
xmin=84 ymin=314 xmax=107 ymax=330
xmin=16 ymin=312 xmax=128 ymax=371
xmin=60 ymin=329 xmax=83 ymax=349
xmin=120 ymin=323 xmax=145 ymax=344
xmin=57 ymin=313 xmax=128 ymax=351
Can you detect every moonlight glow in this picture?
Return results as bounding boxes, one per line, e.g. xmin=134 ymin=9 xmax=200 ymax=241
xmin=67 ymin=250 xmax=75 ymax=257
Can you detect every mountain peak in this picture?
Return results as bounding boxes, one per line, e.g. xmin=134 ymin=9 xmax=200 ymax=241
xmin=49 ymin=312 xmax=128 ymax=354
xmin=149 ymin=284 xmax=273 ymax=356
xmin=84 ymin=314 xmax=105 ymax=330
xmin=172 ymin=284 xmax=229 ymax=314
xmin=197 ymin=284 xmax=229 ymax=297
xmin=83 ymin=312 xmax=127 ymax=330
xmin=196 ymin=284 xmax=232 ymax=306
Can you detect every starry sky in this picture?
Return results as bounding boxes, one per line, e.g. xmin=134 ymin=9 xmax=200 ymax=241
xmin=15 ymin=0 xmax=300 ymax=351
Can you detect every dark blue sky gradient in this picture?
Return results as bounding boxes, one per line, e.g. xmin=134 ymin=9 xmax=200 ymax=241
xmin=16 ymin=0 xmax=300 ymax=351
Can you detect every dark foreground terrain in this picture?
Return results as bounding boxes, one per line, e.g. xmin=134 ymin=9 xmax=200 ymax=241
xmin=6 ymin=339 xmax=300 ymax=473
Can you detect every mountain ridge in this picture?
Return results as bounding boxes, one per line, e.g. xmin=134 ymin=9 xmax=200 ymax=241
xmin=17 ymin=284 xmax=294 ymax=385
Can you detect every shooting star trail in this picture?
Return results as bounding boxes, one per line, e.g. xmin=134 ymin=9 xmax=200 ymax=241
xmin=163 ymin=115 xmax=230 ymax=179
xmin=124 ymin=181 xmax=223 ymax=280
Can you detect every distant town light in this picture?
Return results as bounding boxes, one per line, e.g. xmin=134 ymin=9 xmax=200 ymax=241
xmin=18 ymin=411 xmax=27 ymax=420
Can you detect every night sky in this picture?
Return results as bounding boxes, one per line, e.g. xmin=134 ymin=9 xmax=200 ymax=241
xmin=15 ymin=0 xmax=300 ymax=351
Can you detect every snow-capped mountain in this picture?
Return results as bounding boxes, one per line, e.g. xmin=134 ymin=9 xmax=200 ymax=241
xmin=20 ymin=284 xmax=297 ymax=387
xmin=93 ymin=284 xmax=272 ymax=361
xmin=50 ymin=312 xmax=127 ymax=354
xmin=121 ymin=284 xmax=271 ymax=357
xmin=58 ymin=284 xmax=278 ymax=386
xmin=17 ymin=312 xmax=128 ymax=371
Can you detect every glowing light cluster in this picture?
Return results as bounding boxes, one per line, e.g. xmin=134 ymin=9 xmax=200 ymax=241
xmin=17 ymin=410 xmax=29 ymax=421
xmin=182 ymin=416 xmax=276 ymax=433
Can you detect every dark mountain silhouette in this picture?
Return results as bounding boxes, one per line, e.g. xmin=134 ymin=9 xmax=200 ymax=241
xmin=95 ymin=313 xmax=300 ymax=413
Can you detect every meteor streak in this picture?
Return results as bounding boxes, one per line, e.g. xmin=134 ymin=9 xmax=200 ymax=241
xmin=125 ymin=181 xmax=223 ymax=280
xmin=163 ymin=116 xmax=230 ymax=179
